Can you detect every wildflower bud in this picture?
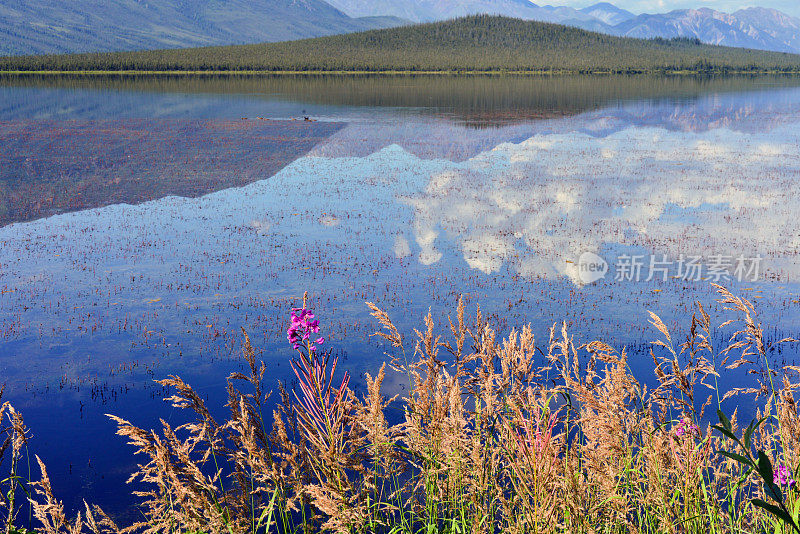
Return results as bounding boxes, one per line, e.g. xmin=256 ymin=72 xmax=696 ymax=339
xmin=774 ymin=464 xmax=796 ymax=489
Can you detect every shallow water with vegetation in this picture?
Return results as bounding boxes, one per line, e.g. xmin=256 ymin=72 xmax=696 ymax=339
xmin=2 ymin=73 xmax=800 ymax=521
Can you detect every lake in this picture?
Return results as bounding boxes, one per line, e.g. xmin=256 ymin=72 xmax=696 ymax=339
xmin=1 ymin=73 xmax=800 ymax=519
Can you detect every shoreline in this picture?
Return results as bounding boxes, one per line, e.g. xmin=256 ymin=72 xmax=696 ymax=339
xmin=3 ymin=69 xmax=800 ymax=76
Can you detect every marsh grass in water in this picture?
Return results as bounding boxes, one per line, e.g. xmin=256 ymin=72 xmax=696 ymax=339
xmin=3 ymin=285 xmax=800 ymax=533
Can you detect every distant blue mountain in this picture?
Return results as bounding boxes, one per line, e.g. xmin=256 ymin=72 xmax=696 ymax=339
xmin=578 ymin=2 xmax=635 ymax=26
xmin=317 ymin=0 xmax=546 ymax=22
xmin=0 ymin=0 xmax=407 ymax=56
xmin=3 ymin=0 xmax=800 ymax=56
xmin=611 ymin=7 xmax=799 ymax=53
xmin=324 ymin=0 xmax=800 ymax=53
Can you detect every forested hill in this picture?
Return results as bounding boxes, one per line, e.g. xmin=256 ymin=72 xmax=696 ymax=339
xmin=3 ymin=15 xmax=800 ymax=73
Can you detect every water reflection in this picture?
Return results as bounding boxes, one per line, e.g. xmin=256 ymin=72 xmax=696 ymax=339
xmin=3 ymin=74 xmax=800 ymax=126
xmin=1 ymin=76 xmax=800 ymax=517
xmin=401 ymin=121 xmax=800 ymax=283
xmin=0 ymin=119 xmax=343 ymax=225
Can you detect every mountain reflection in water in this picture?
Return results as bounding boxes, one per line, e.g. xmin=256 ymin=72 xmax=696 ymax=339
xmin=1 ymin=75 xmax=800 ymax=519
xmin=0 ymin=119 xmax=343 ymax=226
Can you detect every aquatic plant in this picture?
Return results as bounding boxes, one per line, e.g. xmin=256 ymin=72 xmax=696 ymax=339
xmin=3 ymin=285 xmax=800 ymax=532
xmin=1 ymin=390 xmax=30 ymax=534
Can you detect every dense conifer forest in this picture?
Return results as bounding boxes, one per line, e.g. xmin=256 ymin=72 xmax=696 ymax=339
xmin=2 ymin=15 xmax=800 ymax=73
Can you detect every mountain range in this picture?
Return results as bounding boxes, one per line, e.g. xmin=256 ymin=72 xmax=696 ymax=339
xmin=0 ymin=0 xmax=406 ymax=56
xmin=1 ymin=0 xmax=800 ymax=56
xmin=612 ymin=7 xmax=800 ymax=53
xmin=6 ymin=14 xmax=799 ymax=74
xmin=325 ymin=1 xmax=800 ymax=54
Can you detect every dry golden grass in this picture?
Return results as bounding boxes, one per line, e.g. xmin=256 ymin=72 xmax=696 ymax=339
xmin=2 ymin=286 xmax=800 ymax=533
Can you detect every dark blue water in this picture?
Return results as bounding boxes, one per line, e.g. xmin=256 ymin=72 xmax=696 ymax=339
xmin=1 ymin=74 xmax=800 ymax=521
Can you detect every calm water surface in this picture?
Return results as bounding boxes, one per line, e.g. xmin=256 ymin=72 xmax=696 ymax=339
xmin=1 ymin=74 xmax=800 ymax=518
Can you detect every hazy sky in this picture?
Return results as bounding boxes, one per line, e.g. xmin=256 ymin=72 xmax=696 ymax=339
xmin=538 ymin=0 xmax=800 ymax=17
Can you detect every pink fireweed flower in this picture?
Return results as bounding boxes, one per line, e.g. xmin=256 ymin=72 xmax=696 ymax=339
xmin=674 ymin=418 xmax=700 ymax=438
xmin=287 ymin=307 xmax=325 ymax=353
xmin=286 ymin=307 xmax=349 ymax=450
xmin=775 ymin=464 xmax=796 ymax=489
